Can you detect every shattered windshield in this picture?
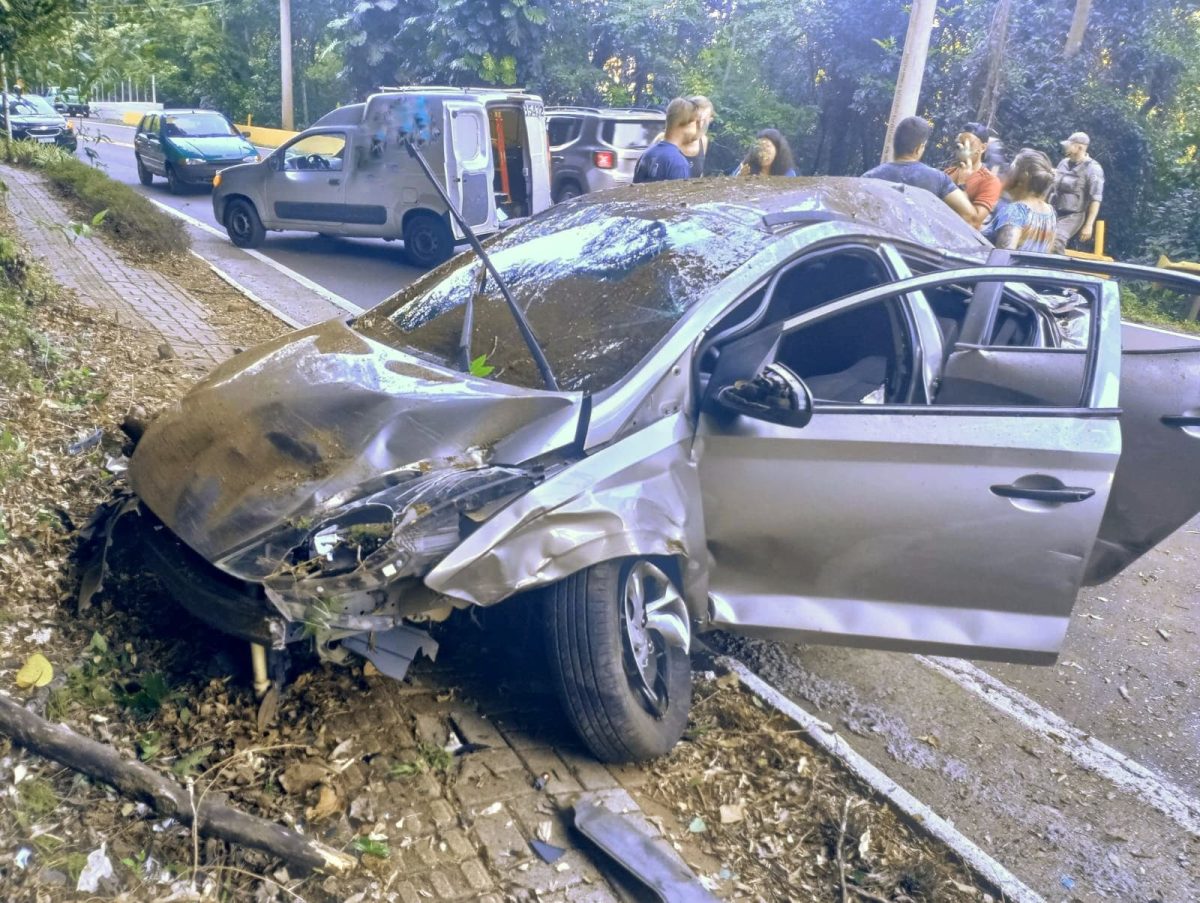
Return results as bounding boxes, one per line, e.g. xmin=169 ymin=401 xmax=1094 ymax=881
xmin=357 ymin=202 xmax=772 ymax=392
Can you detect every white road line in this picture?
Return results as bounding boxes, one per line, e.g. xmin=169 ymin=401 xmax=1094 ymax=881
xmin=715 ymin=655 xmax=1045 ymax=903
xmin=917 ymin=655 xmax=1200 ymax=837
xmin=146 ymin=198 xmax=364 ymax=316
xmin=187 ymin=250 xmax=304 ymax=329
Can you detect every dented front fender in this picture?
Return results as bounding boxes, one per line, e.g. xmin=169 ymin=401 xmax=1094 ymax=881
xmin=424 ymin=415 xmax=708 ymax=613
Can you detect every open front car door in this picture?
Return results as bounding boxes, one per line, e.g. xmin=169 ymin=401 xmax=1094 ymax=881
xmin=696 ymin=264 xmax=1124 ymax=664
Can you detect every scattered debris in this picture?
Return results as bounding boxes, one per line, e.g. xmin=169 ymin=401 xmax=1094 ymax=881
xmin=75 ymin=844 xmax=113 ymax=893
xmin=66 ymin=427 xmax=103 ymax=456
xmin=1118 ymin=684 xmax=1132 ymax=702
xmin=529 ymin=838 xmax=566 ymax=864
xmin=575 ymin=797 xmax=719 ymax=902
xmin=15 ymin=653 xmax=54 ymax=689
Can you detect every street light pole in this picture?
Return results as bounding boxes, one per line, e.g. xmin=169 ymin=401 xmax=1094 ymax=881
xmin=279 ymin=0 xmax=294 ymax=130
xmin=880 ymin=0 xmax=937 ymax=164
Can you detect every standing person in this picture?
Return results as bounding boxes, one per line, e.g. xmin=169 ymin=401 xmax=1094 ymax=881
xmin=681 ymin=95 xmax=714 ymax=178
xmin=633 ymin=97 xmax=699 ymax=184
xmin=734 ymin=129 xmax=798 ymax=176
xmin=985 ymin=149 xmax=1057 ymax=252
xmin=945 ymin=131 xmax=1002 ymax=228
xmin=1052 ymin=131 xmax=1104 ymax=253
xmin=964 ymin=121 xmax=1008 ymax=177
xmin=862 ymin=116 xmax=976 ymax=224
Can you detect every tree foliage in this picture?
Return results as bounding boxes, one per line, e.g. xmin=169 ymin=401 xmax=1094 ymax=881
xmin=4 ymin=0 xmax=1198 ymax=259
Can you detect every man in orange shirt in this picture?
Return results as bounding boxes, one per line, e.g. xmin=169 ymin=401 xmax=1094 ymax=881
xmin=946 ymin=131 xmax=1002 ymax=230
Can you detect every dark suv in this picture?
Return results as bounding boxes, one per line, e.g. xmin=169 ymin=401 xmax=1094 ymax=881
xmin=546 ymin=107 xmax=665 ymax=202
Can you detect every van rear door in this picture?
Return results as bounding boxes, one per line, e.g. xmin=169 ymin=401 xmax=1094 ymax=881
xmin=524 ymin=102 xmax=552 ymax=215
xmin=443 ymin=100 xmax=497 ymax=238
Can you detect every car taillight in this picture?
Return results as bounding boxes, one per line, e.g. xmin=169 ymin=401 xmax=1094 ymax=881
xmin=593 ymin=150 xmax=615 ymax=169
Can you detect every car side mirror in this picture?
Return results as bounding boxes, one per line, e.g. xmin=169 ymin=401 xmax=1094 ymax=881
xmin=268 ymin=153 xmax=283 ymax=171
xmin=713 ymin=363 xmax=814 ymax=429
xmin=241 ymin=130 xmax=252 ymax=138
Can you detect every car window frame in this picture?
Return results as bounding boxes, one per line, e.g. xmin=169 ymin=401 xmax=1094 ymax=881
xmin=773 ymin=267 xmax=1113 ymax=416
xmin=273 ymin=129 xmax=349 ymax=169
xmin=547 ymin=115 xmax=583 ymax=149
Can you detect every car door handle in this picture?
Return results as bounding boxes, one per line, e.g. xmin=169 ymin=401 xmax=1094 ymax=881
xmin=551 ymin=154 xmax=564 ymax=161
xmin=328 ymin=178 xmax=341 ymax=185
xmin=990 ymin=484 xmax=1095 ymax=503
xmin=1162 ymin=414 xmax=1200 ymax=428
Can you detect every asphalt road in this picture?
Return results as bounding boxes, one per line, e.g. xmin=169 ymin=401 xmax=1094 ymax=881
xmin=74 ymin=117 xmax=1200 ymax=900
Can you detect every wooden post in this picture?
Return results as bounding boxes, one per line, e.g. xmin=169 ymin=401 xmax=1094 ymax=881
xmin=881 ymin=0 xmax=938 ymax=164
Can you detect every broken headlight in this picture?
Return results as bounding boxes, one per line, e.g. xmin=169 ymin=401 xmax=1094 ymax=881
xmin=301 ymin=501 xmax=463 ymax=580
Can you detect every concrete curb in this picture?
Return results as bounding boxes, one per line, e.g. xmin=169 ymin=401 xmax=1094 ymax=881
xmin=711 ymin=653 xmax=1045 ymax=903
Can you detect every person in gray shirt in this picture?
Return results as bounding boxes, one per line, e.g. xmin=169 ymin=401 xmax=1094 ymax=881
xmin=863 ymin=116 xmax=976 ymax=225
xmin=1051 ymin=131 xmax=1105 ymax=254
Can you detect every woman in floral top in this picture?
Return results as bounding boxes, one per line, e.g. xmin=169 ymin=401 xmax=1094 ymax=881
xmin=986 ymin=149 xmax=1057 ymax=252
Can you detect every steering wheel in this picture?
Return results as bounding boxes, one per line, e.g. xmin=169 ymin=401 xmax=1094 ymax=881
xmin=304 ymin=153 xmax=330 ymax=171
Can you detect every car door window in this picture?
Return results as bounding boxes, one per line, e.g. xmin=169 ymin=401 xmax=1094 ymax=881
xmin=547 ymin=116 xmax=581 ymax=148
xmin=753 ymin=249 xmax=915 ymax=405
xmin=282 ymin=134 xmax=346 ymax=171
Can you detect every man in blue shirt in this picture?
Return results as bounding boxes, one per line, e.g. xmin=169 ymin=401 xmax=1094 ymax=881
xmin=864 ymin=116 xmax=977 ymax=225
xmin=633 ymin=97 xmax=699 ymax=184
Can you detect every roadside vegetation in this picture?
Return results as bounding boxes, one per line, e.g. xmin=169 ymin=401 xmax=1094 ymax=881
xmin=1 ymin=140 xmax=188 ymax=258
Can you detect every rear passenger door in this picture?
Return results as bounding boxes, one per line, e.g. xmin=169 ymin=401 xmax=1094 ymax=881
xmin=136 ymin=114 xmax=164 ymax=174
xmin=443 ymin=100 xmax=496 ymax=235
xmin=697 ymin=266 xmax=1122 ymax=664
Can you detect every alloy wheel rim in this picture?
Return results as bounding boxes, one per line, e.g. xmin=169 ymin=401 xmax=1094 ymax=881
xmin=619 ymin=561 xmax=690 ymax=718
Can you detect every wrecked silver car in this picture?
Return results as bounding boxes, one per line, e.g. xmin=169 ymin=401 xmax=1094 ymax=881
xmin=117 ymin=178 xmax=1200 ymax=762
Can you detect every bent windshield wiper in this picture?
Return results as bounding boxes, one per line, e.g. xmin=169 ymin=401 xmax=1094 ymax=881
xmin=402 ymin=139 xmax=559 ymax=391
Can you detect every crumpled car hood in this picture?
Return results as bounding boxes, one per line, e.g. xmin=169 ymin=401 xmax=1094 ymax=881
xmin=129 ymin=318 xmax=577 ymax=563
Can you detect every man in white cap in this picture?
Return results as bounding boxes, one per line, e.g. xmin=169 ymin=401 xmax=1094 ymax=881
xmin=1052 ymin=131 xmax=1104 ymax=254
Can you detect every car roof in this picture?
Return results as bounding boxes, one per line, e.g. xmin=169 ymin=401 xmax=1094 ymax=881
xmin=157 ymin=109 xmax=228 ymax=116
xmin=571 ymin=176 xmax=990 ymax=252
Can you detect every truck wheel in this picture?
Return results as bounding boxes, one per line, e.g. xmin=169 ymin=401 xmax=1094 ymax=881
xmin=165 ymin=164 xmax=183 ymax=195
xmin=403 ymin=213 xmax=453 ymax=268
xmin=225 ymin=199 xmax=265 ymax=249
xmin=136 ymin=155 xmax=153 ymax=186
xmin=543 ymin=558 xmax=692 ymax=762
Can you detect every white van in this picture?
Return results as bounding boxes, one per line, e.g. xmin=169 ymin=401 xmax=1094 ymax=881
xmin=211 ymin=87 xmax=551 ymax=267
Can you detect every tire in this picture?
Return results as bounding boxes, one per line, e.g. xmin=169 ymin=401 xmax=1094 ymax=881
xmin=403 ymin=212 xmax=454 ymax=269
xmin=553 ymin=181 xmax=583 ymax=204
xmin=543 ymin=558 xmax=692 ymax=762
xmin=165 ymin=164 xmax=182 ymax=195
xmin=136 ymin=155 xmax=153 ymax=186
xmin=224 ymin=198 xmax=265 ymax=249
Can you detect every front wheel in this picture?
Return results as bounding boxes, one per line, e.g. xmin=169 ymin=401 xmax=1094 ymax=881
xmin=224 ymin=198 xmax=265 ymax=249
xmin=165 ymin=164 xmax=183 ymax=195
xmin=403 ymin=212 xmax=454 ymax=269
xmin=544 ymin=558 xmax=692 ymax=762
xmin=136 ymin=155 xmax=153 ymax=186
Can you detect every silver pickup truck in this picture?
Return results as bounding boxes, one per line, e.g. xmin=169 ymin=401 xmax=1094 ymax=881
xmin=211 ymin=87 xmax=552 ymax=267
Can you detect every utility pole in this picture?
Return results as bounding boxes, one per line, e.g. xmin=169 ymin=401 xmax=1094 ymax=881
xmin=880 ymin=0 xmax=937 ymax=164
xmin=1 ymin=55 xmax=12 ymax=144
xmin=279 ymin=0 xmax=294 ymax=130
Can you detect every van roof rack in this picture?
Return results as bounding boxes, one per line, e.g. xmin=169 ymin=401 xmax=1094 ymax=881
xmin=375 ymin=85 xmax=532 ymax=95
xmin=546 ymin=105 xmax=664 ymax=116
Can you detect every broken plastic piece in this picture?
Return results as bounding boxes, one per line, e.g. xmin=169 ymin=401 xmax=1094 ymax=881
xmin=574 ymin=798 xmax=718 ymax=903
xmin=529 ymin=838 xmax=566 ymax=864
xmin=76 ymin=844 xmax=114 ymax=892
xmin=533 ymin=771 xmax=551 ymax=791
xmin=67 ymin=428 xmax=103 ymax=456
xmin=340 ymin=624 xmax=438 ymax=681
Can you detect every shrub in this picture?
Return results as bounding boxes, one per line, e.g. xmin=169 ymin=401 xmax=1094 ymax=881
xmin=1 ymin=139 xmax=188 ymax=258
xmin=40 ymin=156 xmax=189 ymax=258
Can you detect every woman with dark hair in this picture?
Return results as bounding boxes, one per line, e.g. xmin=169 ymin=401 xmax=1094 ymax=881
xmin=735 ymin=128 xmax=797 ymax=176
xmin=985 ymin=148 xmax=1057 ymax=252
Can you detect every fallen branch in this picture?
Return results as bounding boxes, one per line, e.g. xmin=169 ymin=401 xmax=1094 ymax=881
xmin=0 ymin=695 xmax=354 ymax=876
